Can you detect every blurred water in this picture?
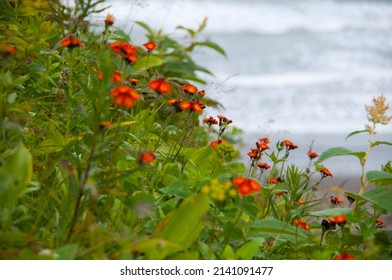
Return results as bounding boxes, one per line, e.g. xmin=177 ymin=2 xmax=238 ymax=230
xmin=103 ymin=0 xmax=392 ymax=172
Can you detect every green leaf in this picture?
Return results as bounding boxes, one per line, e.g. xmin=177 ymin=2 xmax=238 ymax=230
xmin=132 ymin=55 xmax=164 ymax=71
xmin=317 ymin=146 xmax=366 ymax=163
xmin=188 ymin=41 xmax=226 ymax=56
xmin=34 ymin=135 xmax=82 ymax=155
xmin=221 ymin=245 xmax=235 ymax=260
xmin=134 ymin=21 xmax=155 ymax=39
xmin=309 ymin=208 xmax=352 ymax=217
xmin=236 ymin=238 xmax=264 ymax=260
xmin=366 ymin=170 xmax=392 ymax=185
xmin=134 ymin=238 xmax=183 ymax=260
xmin=249 ymin=218 xmax=308 ymax=241
xmin=345 ymin=129 xmax=368 ymax=140
xmin=154 ymin=193 xmax=209 ymax=249
xmin=0 ymin=143 xmax=33 ymax=223
xmin=56 ymin=244 xmax=78 ymax=260
xmin=362 ymin=186 xmax=392 ymax=213
xmin=373 ymin=141 xmax=392 ymax=148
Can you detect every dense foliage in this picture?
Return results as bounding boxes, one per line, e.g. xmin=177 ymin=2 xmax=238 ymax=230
xmin=0 ymin=0 xmax=391 ymax=260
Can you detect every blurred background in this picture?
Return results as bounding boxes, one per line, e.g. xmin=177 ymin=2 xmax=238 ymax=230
xmin=101 ymin=0 xmax=392 ymax=183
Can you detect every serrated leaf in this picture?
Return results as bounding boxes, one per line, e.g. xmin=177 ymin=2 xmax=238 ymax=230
xmin=317 ymin=146 xmax=366 ymax=163
xmin=309 ymin=208 xmax=352 ymax=217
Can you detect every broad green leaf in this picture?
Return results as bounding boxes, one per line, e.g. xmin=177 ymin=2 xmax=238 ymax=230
xmin=309 ymin=208 xmax=352 ymax=217
xmin=154 ymin=193 xmax=209 ymax=249
xmin=345 ymin=129 xmax=368 ymax=140
xmin=0 ymin=143 xmax=33 ymax=222
xmin=132 ymin=55 xmax=164 ymax=71
xmin=317 ymin=146 xmax=366 ymax=163
xmin=362 ymin=186 xmax=392 ymax=213
xmin=249 ymin=218 xmax=308 ymax=241
xmin=221 ymin=245 xmax=235 ymax=260
xmin=236 ymin=238 xmax=264 ymax=260
xmin=366 ymin=170 xmax=392 ymax=185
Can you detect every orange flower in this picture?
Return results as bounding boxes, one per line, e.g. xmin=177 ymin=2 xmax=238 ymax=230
xmin=181 ymin=84 xmax=198 ymax=95
xmin=179 ymin=101 xmax=192 ymax=110
xmin=148 ymin=79 xmax=171 ymax=94
xmin=97 ymin=72 xmax=103 ymax=80
xmin=0 ymin=43 xmax=16 ymax=56
xmin=276 ymin=190 xmax=288 ymax=196
xmin=256 ymin=142 xmax=270 ymax=151
xmin=110 ymin=85 xmax=141 ymax=108
xmin=257 ymin=162 xmax=270 ymax=170
xmin=298 ymin=199 xmax=305 ymax=204
xmin=217 ymin=115 xmax=233 ymax=125
xmin=259 ymin=138 xmax=270 ymax=144
xmin=330 ymin=196 xmax=343 ymax=205
xmin=307 ymin=150 xmax=318 ymax=159
xmin=109 ymin=41 xmax=138 ymax=63
xmin=293 ymin=219 xmax=310 ymax=231
xmin=129 ymin=78 xmax=140 ymax=86
xmin=328 ymin=214 xmax=346 ymax=226
xmin=143 ymin=41 xmax=157 ymax=52
xmin=191 ymin=101 xmax=205 ymax=114
xmin=210 ymin=139 xmax=226 ymax=148
xmin=60 ymin=35 xmax=83 ymax=49
xmin=248 ymin=148 xmax=262 ymax=160
xmin=335 ymin=252 xmax=355 ymax=260
xmin=376 ymin=217 xmax=387 ymax=229
xmin=283 ymin=139 xmax=298 ymax=150
xmin=232 ymin=177 xmax=261 ymax=196
xmin=320 ymin=167 xmax=333 ymax=178
xmin=104 ymin=13 xmax=115 ymax=27
xmin=100 ymin=121 xmax=111 ymax=128
xmin=112 ymin=70 xmax=123 ymax=83
xmin=269 ymin=177 xmax=279 ymax=184
xmin=203 ymin=116 xmax=218 ymax=126
xmin=139 ymin=150 xmax=156 ymax=165
xmin=198 ymin=90 xmax=206 ymax=97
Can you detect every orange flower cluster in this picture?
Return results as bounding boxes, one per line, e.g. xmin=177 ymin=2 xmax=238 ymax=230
xmin=139 ymin=150 xmax=156 ymax=165
xmin=232 ymin=177 xmax=261 ymax=196
xmin=100 ymin=121 xmax=111 ymax=128
xmin=112 ymin=70 xmax=123 ymax=83
xmin=320 ymin=167 xmax=333 ymax=178
xmin=283 ymin=139 xmax=298 ymax=150
xmin=210 ymin=139 xmax=227 ymax=148
xmin=181 ymin=84 xmax=205 ymax=97
xmin=293 ymin=219 xmax=310 ymax=231
xmin=335 ymin=252 xmax=355 ymax=260
xmin=110 ymin=85 xmax=141 ymax=108
xmin=60 ymin=35 xmax=83 ymax=49
xmin=330 ymin=196 xmax=343 ymax=205
xmin=203 ymin=116 xmax=218 ymax=126
xmin=148 ymin=79 xmax=171 ymax=94
xmin=167 ymin=98 xmax=205 ymax=113
xmin=268 ymin=177 xmax=280 ymax=185
xmin=247 ymin=137 xmax=270 ymax=166
xmin=110 ymin=41 xmax=138 ymax=63
xmin=217 ymin=115 xmax=233 ymax=125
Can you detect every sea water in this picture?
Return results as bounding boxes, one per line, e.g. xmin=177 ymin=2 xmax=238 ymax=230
xmin=102 ymin=0 xmax=392 ymax=175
